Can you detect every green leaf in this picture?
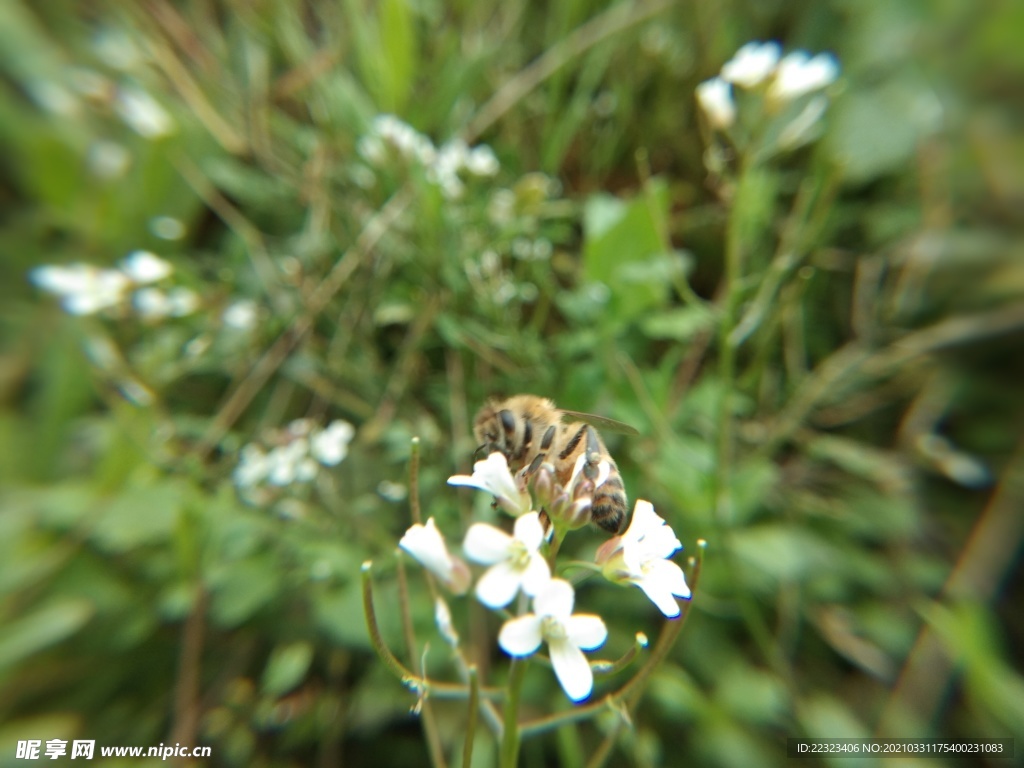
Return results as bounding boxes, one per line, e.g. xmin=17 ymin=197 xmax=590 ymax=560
xmin=583 ymin=179 xmax=671 ymax=324
xmin=379 ymin=0 xmax=416 ymax=112
xmin=827 ymin=75 xmax=939 ymax=184
xmin=0 ymin=599 xmax=93 ymax=672
xmin=209 ymin=558 xmax=282 ymax=628
xmin=641 ymin=304 xmax=717 ymax=341
xmin=261 ymin=641 xmax=314 ymax=696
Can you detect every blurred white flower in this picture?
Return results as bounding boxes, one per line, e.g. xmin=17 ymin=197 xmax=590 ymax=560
xmin=31 ymin=263 xmax=130 ymax=315
xmin=266 ymin=439 xmax=318 ymax=486
xmin=448 ymin=452 xmax=532 ymax=517
xmin=28 ymin=80 xmax=80 ymax=116
xmin=149 ymin=216 xmax=186 ymax=241
xmin=466 ymin=145 xmax=499 ymax=176
xmin=596 ymin=500 xmax=690 ymax=618
xmin=222 ymin=300 xmax=259 ymax=330
xmin=310 ymin=420 xmax=355 ymax=466
xmin=120 ymin=250 xmax=172 ymax=283
xmin=372 ymin=114 xmax=435 ymax=163
xmin=87 ymin=141 xmax=132 ymax=179
xmin=721 ymin=41 xmax=781 ymax=88
xmin=498 ymin=579 xmax=608 ymax=701
xmin=166 ymin=287 xmax=200 ymax=316
xmin=133 ymin=286 xmax=198 ymax=320
xmin=234 ymin=444 xmax=270 ymax=487
xmin=435 ymin=596 xmax=460 ymax=646
xmin=463 ymin=511 xmax=551 ymax=608
xmin=133 ymin=287 xmax=172 ymax=319
xmin=360 ymin=114 xmax=499 ymax=199
xmin=93 ymin=27 xmax=143 ymax=71
xmin=115 ymin=86 xmax=174 ymax=139
xmin=769 ymin=51 xmax=839 ymax=102
xmin=400 ymin=517 xmax=471 ymax=595
xmin=695 ymin=77 xmax=736 ymax=130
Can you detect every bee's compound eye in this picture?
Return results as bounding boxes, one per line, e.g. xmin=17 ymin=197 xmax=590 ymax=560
xmin=498 ymin=409 xmax=516 ymax=434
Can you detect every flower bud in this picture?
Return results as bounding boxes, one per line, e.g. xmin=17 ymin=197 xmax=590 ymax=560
xmin=594 ymin=535 xmax=630 ymax=582
xmin=531 ymin=462 xmax=556 ymax=508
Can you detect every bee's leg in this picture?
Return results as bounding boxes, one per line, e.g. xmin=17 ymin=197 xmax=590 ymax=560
xmin=558 ymin=424 xmax=587 ymax=460
xmin=582 ymin=426 xmax=603 ymax=482
xmin=525 ymin=424 xmax=558 ymax=476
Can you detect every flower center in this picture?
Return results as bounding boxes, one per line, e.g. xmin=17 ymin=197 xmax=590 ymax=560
xmin=541 ymin=615 xmax=567 ymax=642
xmin=508 ymin=540 xmax=532 ymax=569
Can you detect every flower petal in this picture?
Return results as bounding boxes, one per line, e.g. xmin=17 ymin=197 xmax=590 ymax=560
xmin=532 ymin=579 xmax=575 ymax=621
xmin=474 ymin=561 xmax=522 ymax=608
xmin=448 ymin=453 xmax=531 ymax=515
xmin=565 ymin=614 xmax=608 ymax=651
xmin=400 ymin=518 xmax=452 ymax=579
xmin=695 ymin=77 xmax=736 ymax=130
xmin=463 ymin=523 xmax=512 ymax=565
xmin=519 ymin=553 xmax=552 ymax=597
xmin=548 ymin=637 xmax=594 ymax=701
xmin=633 ymin=568 xmax=685 ymax=618
xmin=513 ymin=511 xmax=545 ymax=550
xmin=721 ymin=41 xmax=781 ymax=88
xmin=498 ymin=615 xmax=543 ymax=657
xmin=647 ymin=558 xmax=691 ymax=599
xmin=625 ymin=501 xmax=682 ymax=561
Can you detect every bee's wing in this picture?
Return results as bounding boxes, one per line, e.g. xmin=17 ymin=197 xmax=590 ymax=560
xmin=558 ymin=409 xmax=640 ymax=436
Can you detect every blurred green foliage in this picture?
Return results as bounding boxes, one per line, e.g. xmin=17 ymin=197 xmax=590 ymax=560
xmin=1 ymin=1 xmax=1022 ymax=766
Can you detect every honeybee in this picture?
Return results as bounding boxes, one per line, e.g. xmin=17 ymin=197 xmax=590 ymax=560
xmin=472 ymin=395 xmax=638 ymax=534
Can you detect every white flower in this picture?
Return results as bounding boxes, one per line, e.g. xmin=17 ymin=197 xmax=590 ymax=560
xmin=463 ymin=511 xmax=551 ymax=608
xmin=498 ymin=579 xmax=608 ymax=702
xmin=133 ymin=287 xmax=172 ymax=319
xmin=166 ymin=287 xmax=200 ymax=316
xmin=596 ymin=500 xmax=690 ymax=618
xmin=149 ymin=216 xmax=186 ymax=241
xmin=769 ymin=51 xmax=839 ymax=102
xmin=120 ymin=250 xmax=172 ymax=283
xmin=310 ymin=420 xmax=355 ymax=466
xmin=695 ymin=77 xmax=736 ymax=130
xmin=31 ymin=263 xmax=130 ymax=315
xmin=721 ymin=41 xmax=781 ymax=88
xmin=133 ymin=286 xmax=198 ymax=319
xmin=435 ymin=596 xmax=460 ymax=646
xmin=466 ymin=145 xmax=499 ymax=176
xmin=234 ymin=443 xmax=269 ymax=487
xmin=29 ymin=80 xmax=80 ymax=116
xmin=400 ymin=518 xmax=471 ymax=595
xmin=265 ymin=439 xmax=318 ymax=486
xmin=87 ymin=141 xmax=132 ymax=179
xmin=222 ymin=300 xmax=259 ymax=330
xmin=115 ymin=85 xmax=175 ymax=139
xmin=448 ymin=452 xmax=532 ymax=517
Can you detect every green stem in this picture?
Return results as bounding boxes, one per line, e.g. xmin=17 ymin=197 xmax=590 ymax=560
xmin=499 ymin=659 xmax=527 ymax=768
xmin=546 ymin=527 xmax=566 ymax=571
xmin=463 ymin=666 xmax=479 ymax=768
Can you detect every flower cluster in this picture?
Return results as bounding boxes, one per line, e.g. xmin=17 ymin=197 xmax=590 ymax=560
xmin=399 ymin=452 xmax=691 ymax=702
xmin=696 ymin=41 xmax=839 ymax=148
xmin=233 ymin=418 xmax=356 ymax=505
xmin=31 ymin=251 xmax=198 ymax=320
xmin=357 ymin=114 xmax=499 ymax=199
